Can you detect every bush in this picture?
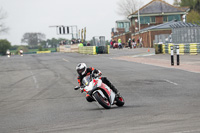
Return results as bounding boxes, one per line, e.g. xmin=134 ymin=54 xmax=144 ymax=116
xmin=44 ymin=48 xmax=48 ymax=51
xmin=16 ymin=46 xmax=29 ymax=55
xmin=38 ymin=46 xmax=43 ymax=51
xmin=0 ymin=39 xmax=11 ymax=55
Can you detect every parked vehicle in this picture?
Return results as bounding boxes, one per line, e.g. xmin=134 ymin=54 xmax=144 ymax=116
xmin=113 ymin=43 xmax=118 ymax=49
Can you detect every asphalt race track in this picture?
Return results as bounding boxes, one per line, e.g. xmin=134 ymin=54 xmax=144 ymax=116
xmin=1 ymin=49 xmax=200 ymax=133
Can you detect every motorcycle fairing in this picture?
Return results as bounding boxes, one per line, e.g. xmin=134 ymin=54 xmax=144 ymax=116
xmin=96 ymin=79 xmax=115 ymax=104
xmin=82 ymin=75 xmax=116 ymax=104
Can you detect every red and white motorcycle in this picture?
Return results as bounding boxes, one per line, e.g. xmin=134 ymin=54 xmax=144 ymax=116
xmin=74 ymin=74 xmax=125 ymax=109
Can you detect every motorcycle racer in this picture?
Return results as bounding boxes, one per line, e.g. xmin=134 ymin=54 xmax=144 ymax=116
xmin=19 ymin=49 xmax=23 ymax=56
xmin=75 ymin=63 xmax=120 ymax=102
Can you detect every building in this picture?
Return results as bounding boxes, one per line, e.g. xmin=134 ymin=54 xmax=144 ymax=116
xmin=111 ymin=0 xmax=190 ymax=47
xmin=111 ymin=20 xmax=131 ymax=45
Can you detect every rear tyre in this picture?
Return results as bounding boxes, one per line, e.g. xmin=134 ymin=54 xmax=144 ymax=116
xmin=93 ymin=92 xmax=111 ymax=109
xmin=115 ymin=96 xmax=125 ymax=107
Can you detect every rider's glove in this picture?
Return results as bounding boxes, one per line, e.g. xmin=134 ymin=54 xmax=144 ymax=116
xmin=80 ymin=87 xmax=84 ymax=93
xmin=92 ymin=70 xmax=102 ymax=78
xmin=93 ymin=73 xmax=99 ymax=77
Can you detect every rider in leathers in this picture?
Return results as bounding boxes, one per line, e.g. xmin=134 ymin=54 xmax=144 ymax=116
xmin=75 ymin=63 xmax=120 ymax=102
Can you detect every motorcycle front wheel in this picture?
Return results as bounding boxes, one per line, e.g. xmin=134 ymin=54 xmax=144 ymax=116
xmin=115 ymin=96 xmax=125 ymax=107
xmin=93 ymin=92 xmax=111 ymax=109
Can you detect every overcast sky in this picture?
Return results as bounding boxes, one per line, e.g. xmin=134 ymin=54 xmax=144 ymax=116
xmin=0 ymin=0 xmax=173 ymax=45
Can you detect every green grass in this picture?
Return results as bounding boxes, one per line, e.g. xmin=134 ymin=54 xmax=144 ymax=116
xmin=10 ymin=50 xmax=17 ymax=53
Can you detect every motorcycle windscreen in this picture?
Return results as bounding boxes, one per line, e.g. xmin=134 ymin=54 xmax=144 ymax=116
xmin=82 ymin=75 xmax=91 ymax=86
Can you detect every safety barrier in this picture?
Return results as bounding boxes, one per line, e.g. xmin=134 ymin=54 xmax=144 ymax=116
xmin=58 ymin=44 xmax=109 ymax=55
xmin=154 ymin=43 xmax=200 ymax=55
xmin=190 ymin=44 xmax=197 ymax=55
xmin=36 ymin=51 xmax=51 ymax=54
xmin=96 ymin=45 xmax=110 ymax=54
xmin=78 ymin=46 xmax=97 ymax=55
xmin=78 ymin=45 xmax=109 ymax=55
xmin=59 ymin=44 xmax=79 ymax=53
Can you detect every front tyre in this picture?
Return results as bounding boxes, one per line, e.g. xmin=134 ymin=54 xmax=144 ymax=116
xmin=115 ymin=96 xmax=125 ymax=107
xmin=93 ymin=92 xmax=111 ymax=109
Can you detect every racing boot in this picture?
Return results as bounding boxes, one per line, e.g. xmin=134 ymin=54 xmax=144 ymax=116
xmin=106 ymin=80 xmax=120 ymax=96
xmin=111 ymin=84 xmax=121 ymax=97
xmin=101 ymin=77 xmax=121 ymax=97
xmin=110 ymin=84 xmax=118 ymax=94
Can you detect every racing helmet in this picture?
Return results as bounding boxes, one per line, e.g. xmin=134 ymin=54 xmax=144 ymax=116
xmin=76 ymin=63 xmax=87 ymax=75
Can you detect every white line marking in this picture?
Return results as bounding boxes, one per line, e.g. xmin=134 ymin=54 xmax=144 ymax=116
xmin=30 ymin=71 xmax=39 ymax=88
xmin=132 ymin=53 xmax=155 ymax=57
xmin=164 ymin=79 xmax=178 ymax=86
xmin=171 ymin=129 xmax=200 ymax=133
xmin=62 ymin=58 xmax=69 ymax=62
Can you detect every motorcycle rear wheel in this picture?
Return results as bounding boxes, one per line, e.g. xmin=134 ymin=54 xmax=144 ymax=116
xmin=93 ymin=92 xmax=111 ymax=109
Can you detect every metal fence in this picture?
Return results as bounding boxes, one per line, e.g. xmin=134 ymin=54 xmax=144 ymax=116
xmin=92 ymin=36 xmax=108 ymax=54
xmin=154 ymin=34 xmax=170 ymax=44
xmin=92 ymin=36 xmax=106 ymax=46
xmin=170 ymin=22 xmax=200 ymax=43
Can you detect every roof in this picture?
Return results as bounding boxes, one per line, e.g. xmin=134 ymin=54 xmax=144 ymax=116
xmin=129 ymin=0 xmax=189 ymax=17
xmin=170 ymin=21 xmax=200 ymax=28
xmin=136 ymin=20 xmax=200 ymax=34
xmin=138 ymin=20 xmax=176 ymax=33
xmin=115 ymin=19 xmax=130 ymax=23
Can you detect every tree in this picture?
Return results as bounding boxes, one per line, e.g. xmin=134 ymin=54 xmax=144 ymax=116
xmin=173 ymin=0 xmax=181 ymax=6
xmin=194 ymin=0 xmax=200 ymax=13
xmin=0 ymin=39 xmax=11 ymax=55
xmin=47 ymin=38 xmax=60 ymax=48
xmin=180 ymin=0 xmax=195 ymax=8
xmin=186 ymin=10 xmax=200 ymax=24
xmin=180 ymin=0 xmax=200 ymax=12
xmin=21 ymin=32 xmax=46 ymax=47
xmin=16 ymin=46 xmax=28 ymax=55
xmin=117 ymin=0 xmax=142 ymax=17
xmin=0 ymin=8 xmax=9 ymax=34
xmin=178 ymin=0 xmax=200 ymax=23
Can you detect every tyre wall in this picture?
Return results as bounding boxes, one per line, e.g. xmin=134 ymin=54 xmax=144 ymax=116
xmin=155 ymin=43 xmax=200 ymax=55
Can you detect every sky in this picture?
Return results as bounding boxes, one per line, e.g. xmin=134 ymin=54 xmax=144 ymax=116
xmin=0 ymin=0 xmax=173 ymax=45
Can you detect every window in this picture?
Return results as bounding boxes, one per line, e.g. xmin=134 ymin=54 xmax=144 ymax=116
xmin=140 ymin=16 xmax=149 ymax=24
xmin=124 ymin=22 xmax=130 ymax=32
xmin=132 ymin=18 xmax=135 ymax=25
xmin=163 ymin=15 xmax=181 ymax=22
xmin=139 ymin=16 xmax=155 ymax=24
xmin=117 ymin=22 xmax=124 ymax=28
xmin=163 ymin=16 xmax=168 ymax=22
xmin=150 ymin=16 xmax=156 ymax=23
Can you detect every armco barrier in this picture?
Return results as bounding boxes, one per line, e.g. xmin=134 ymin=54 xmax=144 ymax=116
xmin=154 ymin=43 xmax=200 ymax=54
